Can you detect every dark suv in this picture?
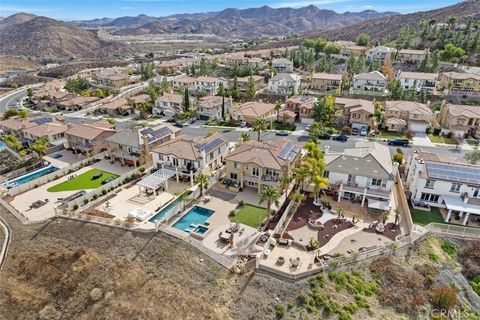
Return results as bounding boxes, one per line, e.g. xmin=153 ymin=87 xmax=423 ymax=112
xmin=387 ymin=139 xmax=409 ymax=146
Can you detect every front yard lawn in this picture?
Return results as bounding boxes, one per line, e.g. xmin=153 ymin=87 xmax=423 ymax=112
xmin=47 ymin=169 xmax=119 ymax=192
xmin=230 ymin=204 xmax=268 ymax=228
xmin=379 ymin=130 xmax=407 ymax=140
xmin=272 ymin=121 xmax=296 ymax=131
xmin=428 ymin=134 xmax=457 ymax=145
xmin=410 ymin=205 xmax=445 ymax=226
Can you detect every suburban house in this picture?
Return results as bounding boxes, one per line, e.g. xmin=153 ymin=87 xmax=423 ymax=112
xmin=129 ymin=94 xmax=150 ymax=108
xmin=197 ymin=95 xmax=232 ymax=121
xmin=233 ymin=76 xmax=265 ymax=92
xmin=342 ymin=45 xmax=368 ymax=57
xmin=439 ymin=72 xmax=480 ymax=96
xmin=151 ymin=132 xmax=229 ymax=176
xmin=224 ymin=53 xmax=247 ymax=67
xmin=95 ymin=70 xmax=129 ymax=90
xmin=30 ymin=91 xmax=75 ymax=110
xmin=366 ymin=46 xmax=397 ymax=63
xmin=0 ymin=116 xmax=37 ymax=136
xmin=194 ymin=76 xmax=226 ymax=95
xmin=396 ymin=49 xmax=428 ymax=64
xmin=65 ymin=121 xmax=116 ymax=154
xmin=172 ymin=76 xmax=196 ymax=92
xmin=277 ymin=109 xmax=297 ymax=125
xmin=352 ymin=71 xmax=388 ymax=93
xmin=268 ymin=73 xmax=301 ymax=95
xmin=232 ymin=101 xmax=277 ymax=125
xmin=285 ymin=95 xmax=316 ymax=123
xmin=384 ymin=101 xmax=433 ymax=133
xmin=224 ymin=139 xmax=301 ymax=193
xmin=334 ymin=98 xmax=375 ymax=131
xmin=310 ymin=73 xmax=342 ymax=93
xmin=325 ymin=141 xmax=397 ymax=213
xmin=57 ymin=96 xmax=100 ymax=111
xmin=106 ymin=124 xmax=180 ymax=167
xmin=99 ymin=98 xmax=134 ymax=116
xmin=272 ymin=58 xmax=294 ymax=73
xmin=404 ymin=150 xmax=480 ymax=225
xmin=397 ymin=71 xmax=439 ymax=94
xmin=438 ymin=103 xmax=480 ymax=137
xmin=247 ymin=58 xmax=265 ymax=69
xmin=154 ymin=93 xmax=183 ymax=116
xmin=22 ymin=121 xmax=68 ymax=148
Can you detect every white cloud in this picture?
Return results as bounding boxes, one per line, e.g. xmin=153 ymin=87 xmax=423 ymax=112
xmin=271 ymin=0 xmax=346 ymax=9
xmin=0 ymin=4 xmax=56 ymax=13
xmin=362 ymin=5 xmax=374 ymax=9
xmin=121 ymin=6 xmax=134 ymax=10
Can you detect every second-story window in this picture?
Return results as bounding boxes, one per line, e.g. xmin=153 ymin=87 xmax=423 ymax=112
xmin=234 ymin=162 xmax=239 ymax=169
xmin=450 ymin=183 xmax=461 ymax=193
xmin=252 ymin=167 xmax=259 ymax=177
xmin=425 ymin=179 xmax=435 ymax=189
xmin=371 ymin=178 xmax=382 ymax=186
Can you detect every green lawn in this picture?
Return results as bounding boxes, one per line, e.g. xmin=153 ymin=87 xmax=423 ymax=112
xmin=410 ymin=205 xmax=446 ymax=226
xmin=428 ymin=134 xmax=457 ymax=145
xmin=379 ymin=130 xmax=407 ymax=140
xmin=230 ymin=204 xmax=268 ymax=228
xmin=47 ymin=169 xmax=119 ymax=192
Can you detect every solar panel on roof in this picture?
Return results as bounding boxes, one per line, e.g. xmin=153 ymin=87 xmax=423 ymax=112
xmin=196 ymin=137 xmax=224 ymax=153
xmin=278 ymin=143 xmax=296 ymax=160
xmin=32 ymin=117 xmax=53 ymax=125
xmin=425 ymin=162 xmax=480 ymax=185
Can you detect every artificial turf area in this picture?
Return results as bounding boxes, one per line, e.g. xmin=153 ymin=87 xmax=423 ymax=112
xmin=409 ymin=205 xmax=445 ymax=226
xmin=229 ymin=204 xmax=268 ymax=228
xmin=47 ymin=168 xmax=119 ymax=192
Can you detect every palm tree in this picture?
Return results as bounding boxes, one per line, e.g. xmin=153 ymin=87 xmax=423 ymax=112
xmin=294 ymin=166 xmax=309 ymax=191
xmin=381 ymin=210 xmax=390 ymax=224
xmin=178 ymin=189 xmax=192 ymax=210
xmin=274 ymin=101 xmax=282 ymax=122
xmin=279 ymin=172 xmax=293 ymax=199
xmin=259 ymin=186 xmax=281 ymax=217
xmin=291 ymin=191 xmax=305 ymax=206
xmin=252 ymin=118 xmax=267 ymax=142
xmin=240 ymin=132 xmax=251 ymax=143
xmin=195 ymin=174 xmax=209 ymax=197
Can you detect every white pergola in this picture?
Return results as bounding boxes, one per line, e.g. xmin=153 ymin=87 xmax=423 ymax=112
xmin=137 ymin=168 xmax=176 ymax=194
xmin=443 ymin=195 xmax=480 ymax=225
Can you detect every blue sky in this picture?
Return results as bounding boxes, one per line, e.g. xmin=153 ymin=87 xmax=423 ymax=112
xmin=0 ymin=0 xmax=461 ymax=20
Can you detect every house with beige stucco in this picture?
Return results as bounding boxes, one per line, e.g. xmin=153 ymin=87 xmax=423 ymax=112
xmin=334 ymin=98 xmax=376 ymax=131
xmin=438 ymin=103 xmax=480 ymax=137
xmin=232 ymin=101 xmax=277 ymax=125
xmin=384 ymin=101 xmax=433 ymax=132
xmin=309 ymin=73 xmax=342 ymax=93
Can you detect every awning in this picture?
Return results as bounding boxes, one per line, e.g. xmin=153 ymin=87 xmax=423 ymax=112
xmin=368 ymin=199 xmax=390 ymax=211
xmin=137 ymin=168 xmax=176 ymax=190
xmin=443 ymin=195 xmax=480 ymax=215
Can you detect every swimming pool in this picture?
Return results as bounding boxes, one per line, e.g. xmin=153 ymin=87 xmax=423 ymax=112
xmin=173 ymin=206 xmax=214 ymax=232
xmin=148 ymin=190 xmax=193 ymax=223
xmin=2 ymin=164 xmax=58 ymax=189
xmin=0 ymin=142 xmax=5 ymax=151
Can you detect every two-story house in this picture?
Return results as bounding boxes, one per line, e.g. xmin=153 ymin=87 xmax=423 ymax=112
xmin=233 ymin=76 xmax=265 ymax=92
xmin=272 ymin=58 xmax=294 ymax=73
xmin=151 ymin=132 xmax=229 ymax=177
xmin=310 ymin=73 xmax=342 ymax=93
xmin=352 ymin=71 xmax=388 ymax=93
xmin=224 ymin=139 xmax=301 ymax=193
xmin=397 ymin=71 xmax=438 ymax=94
xmin=57 ymin=96 xmax=100 ymax=111
xmin=95 ymin=70 xmax=129 ymax=90
xmin=404 ymin=150 xmax=480 ymax=225
xmin=366 ymin=46 xmax=397 ymax=63
xmin=22 ymin=121 xmax=68 ymax=148
xmin=153 ymin=93 xmax=183 ymax=116
xmin=384 ymin=101 xmax=433 ymax=133
xmin=65 ymin=121 xmax=116 ymax=154
xmin=194 ymin=76 xmax=226 ymax=95
xmin=172 ymin=76 xmax=196 ymax=92
xmin=0 ymin=116 xmax=37 ymax=137
xmin=99 ymin=98 xmax=134 ymax=116
xmin=438 ymin=103 xmax=480 ymax=137
xmin=334 ymin=98 xmax=375 ymax=131
xmin=197 ymin=95 xmax=233 ymax=121
xmin=396 ymin=49 xmax=428 ymax=64
xmin=268 ymin=73 xmax=301 ymax=95
xmin=232 ymin=101 xmax=277 ymax=125
xmin=325 ymin=141 xmax=398 ymax=213
xmin=342 ymin=45 xmax=368 ymax=57
xmin=439 ymin=72 xmax=480 ymax=96
xmin=106 ymin=124 xmax=180 ymax=167
xmin=285 ymin=95 xmax=316 ymax=123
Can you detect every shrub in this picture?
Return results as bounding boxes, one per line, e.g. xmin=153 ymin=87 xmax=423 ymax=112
xmin=458 ymin=241 xmax=480 ymax=279
xmin=441 ymin=241 xmax=456 ymax=256
xmin=229 ymin=210 xmax=236 ymax=217
xmin=73 ymin=204 xmax=79 ymax=210
xmin=275 ymin=305 xmax=285 ymax=319
xmin=342 ymin=126 xmax=352 ymax=135
xmin=471 ymin=275 xmax=480 ymax=295
xmin=92 ymin=194 xmax=98 ymax=200
xmin=433 ymin=127 xmax=441 ymax=136
xmin=139 ymin=167 xmax=145 ymax=173
xmin=34 ymin=184 xmax=38 ymax=188
xmin=238 ymin=200 xmax=245 ymax=207
xmin=429 ymin=251 xmax=439 ymax=262
xmin=430 ymin=286 xmax=459 ymax=310
xmin=297 ymin=292 xmax=308 ymax=306
xmin=83 ymin=199 xmax=89 ymax=204
xmin=445 ymin=132 xmax=453 ymax=138
xmin=101 ymin=189 xmax=107 ymax=196
xmin=287 ymin=302 xmax=293 ymax=310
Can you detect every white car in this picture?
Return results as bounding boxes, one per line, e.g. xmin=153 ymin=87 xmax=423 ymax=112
xmin=360 ymin=129 xmax=368 ymax=136
xmin=240 ymin=121 xmax=247 ymax=128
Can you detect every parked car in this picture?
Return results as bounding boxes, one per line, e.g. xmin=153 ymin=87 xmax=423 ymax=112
xmin=332 ymin=135 xmax=348 ymax=142
xmin=240 ymin=121 xmax=247 ymax=128
xmin=101 ymin=176 xmax=116 ymax=185
xmin=352 ymin=128 xmax=359 ymax=135
xmin=387 ymin=139 xmax=409 ymax=146
xmin=276 ymin=130 xmax=289 ymax=136
xmin=306 ymin=125 xmax=311 ymax=131
xmin=317 ymin=133 xmax=331 ymax=140
xmin=53 ymin=153 xmax=63 ymax=159
xmin=360 ymin=129 xmax=367 ymax=136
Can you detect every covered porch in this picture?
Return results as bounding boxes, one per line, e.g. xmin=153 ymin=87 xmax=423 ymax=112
xmin=443 ymin=196 xmax=480 ymax=226
xmin=136 ymin=167 xmax=193 ymax=195
xmin=337 ymin=183 xmax=391 ymax=209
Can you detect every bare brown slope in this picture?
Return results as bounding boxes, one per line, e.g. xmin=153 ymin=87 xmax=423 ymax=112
xmin=0 ymin=16 xmax=126 ymax=59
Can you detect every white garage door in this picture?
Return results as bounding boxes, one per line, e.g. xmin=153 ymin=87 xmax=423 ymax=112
xmin=409 ymin=123 xmax=428 ymax=132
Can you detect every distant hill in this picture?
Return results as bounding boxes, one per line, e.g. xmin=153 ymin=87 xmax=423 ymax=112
xmin=303 ymin=0 xmax=480 ymax=42
xmin=0 ymin=15 xmax=126 ymax=59
xmin=77 ymin=5 xmax=399 ymax=38
xmin=0 ymin=12 xmax=37 ymax=29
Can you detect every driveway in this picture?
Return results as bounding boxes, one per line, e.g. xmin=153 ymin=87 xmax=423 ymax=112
xmin=412 ymin=132 xmax=435 ymax=147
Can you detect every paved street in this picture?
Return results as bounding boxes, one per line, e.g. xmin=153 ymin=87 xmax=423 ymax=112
xmin=0 ymin=89 xmax=28 ymax=113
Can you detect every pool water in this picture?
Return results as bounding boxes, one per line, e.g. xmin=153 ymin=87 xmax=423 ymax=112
xmin=193 ymin=225 xmax=209 ymax=235
xmin=0 ymin=142 xmax=5 ymax=151
xmin=173 ymin=206 xmax=214 ymax=232
xmin=148 ymin=190 xmax=193 ymax=223
xmin=2 ymin=164 xmax=58 ymax=189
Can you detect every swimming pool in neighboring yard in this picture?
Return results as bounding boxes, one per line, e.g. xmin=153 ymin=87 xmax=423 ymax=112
xmin=0 ymin=142 xmax=5 ymax=151
xmin=173 ymin=206 xmax=214 ymax=233
xmin=1 ymin=164 xmax=58 ymax=189
xmin=148 ymin=190 xmax=193 ymax=223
